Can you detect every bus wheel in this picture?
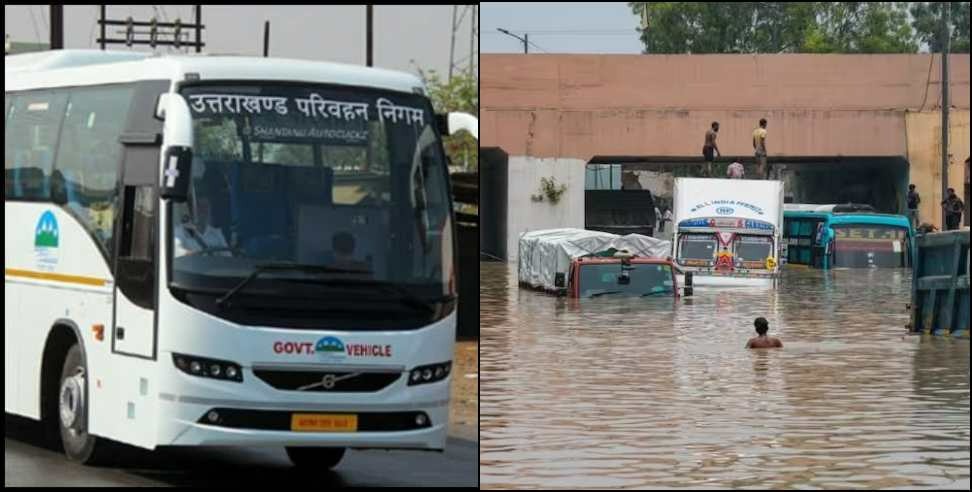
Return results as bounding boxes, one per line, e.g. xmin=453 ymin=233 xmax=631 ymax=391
xmin=286 ymin=446 xmax=346 ymax=469
xmin=59 ymin=344 xmax=108 ymax=464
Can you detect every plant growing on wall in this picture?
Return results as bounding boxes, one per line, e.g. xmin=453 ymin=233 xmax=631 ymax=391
xmin=531 ymin=176 xmax=567 ymax=204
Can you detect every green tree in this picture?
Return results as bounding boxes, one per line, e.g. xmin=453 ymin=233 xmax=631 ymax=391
xmin=910 ymin=2 xmax=971 ymax=53
xmin=630 ymin=2 xmax=919 ymax=54
xmin=413 ymin=65 xmax=479 ymax=171
xmin=803 ymin=2 xmax=918 ymax=53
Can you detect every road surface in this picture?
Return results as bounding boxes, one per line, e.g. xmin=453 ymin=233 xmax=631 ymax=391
xmin=5 ymin=414 xmax=477 ymax=487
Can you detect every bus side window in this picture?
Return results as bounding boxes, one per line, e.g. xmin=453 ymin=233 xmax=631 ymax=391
xmin=116 ymin=185 xmax=156 ymax=309
xmin=4 ymin=91 xmax=69 ymax=202
xmin=53 ymin=86 xmax=135 ymax=257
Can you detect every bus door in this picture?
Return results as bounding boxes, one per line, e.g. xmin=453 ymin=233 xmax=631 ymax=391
xmin=111 ymin=82 xmax=169 ymax=359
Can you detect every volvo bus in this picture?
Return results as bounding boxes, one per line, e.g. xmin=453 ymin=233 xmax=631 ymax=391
xmin=5 ymin=50 xmax=478 ymax=468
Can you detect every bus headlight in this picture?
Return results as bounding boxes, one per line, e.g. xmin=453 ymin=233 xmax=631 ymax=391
xmin=765 ymin=257 xmax=777 ymax=269
xmin=173 ymin=353 xmax=244 ymax=383
xmin=408 ymin=361 xmax=452 ymax=386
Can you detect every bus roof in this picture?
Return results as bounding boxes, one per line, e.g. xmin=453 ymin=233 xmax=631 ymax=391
xmin=784 ymin=209 xmax=911 ymax=228
xmin=783 ymin=203 xmax=876 ymax=213
xmin=827 ymin=213 xmax=911 ymax=229
xmin=4 ymin=49 xmax=425 ymax=95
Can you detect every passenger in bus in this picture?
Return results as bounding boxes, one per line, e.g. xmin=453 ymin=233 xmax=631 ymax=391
xmin=746 ymin=317 xmax=783 ymax=349
xmin=329 ymin=231 xmax=371 ymax=272
xmin=174 ymin=197 xmax=230 ymax=257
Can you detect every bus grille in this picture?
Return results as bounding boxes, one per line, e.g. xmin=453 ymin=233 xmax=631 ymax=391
xmin=253 ymin=369 xmax=401 ymax=392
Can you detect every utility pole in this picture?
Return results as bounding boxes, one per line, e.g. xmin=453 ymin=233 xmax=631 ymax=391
xmin=497 ymin=28 xmax=528 ymax=54
xmin=50 ymin=5 xmax=64 ymax=50
xmin=100 ymin=5 xmax=106 ymax=50
xmin=263 ymin=21 xmax=269 ymax=57
xmin=469 ymin=6 xmax=477 ymax=81
xmin=98 ymin=7 xmax=204 ymax=51
xmin=366 ymin=5 xmax=373 ymax=67
xmin=195 ymin=5 xmax=202 ymax=53
xmin=941 ymin=1 xmax=950 ymax=227
xmin=449 ymin=5 xmax=457 ymax=81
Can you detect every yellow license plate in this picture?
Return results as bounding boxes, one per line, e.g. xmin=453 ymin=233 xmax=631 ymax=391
xmin=291 ymin=413 xmax=358 ymax=432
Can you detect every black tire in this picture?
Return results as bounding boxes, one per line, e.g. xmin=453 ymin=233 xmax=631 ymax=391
xmin=58 ymin=344 xmax=111 ymax=464
xmin=286 ymin=446 xmax=346 ymax=469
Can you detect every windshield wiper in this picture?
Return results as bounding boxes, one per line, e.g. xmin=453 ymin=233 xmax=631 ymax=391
xmin=289 ymin=277 xmax=453 ymax=314
xmin=588 ymin=289 xmax=624 ymax=298
xmin=641 ymin=290 xmax=673 ymax=297
xmin=216 ymin=262 xmax=368 ymax=309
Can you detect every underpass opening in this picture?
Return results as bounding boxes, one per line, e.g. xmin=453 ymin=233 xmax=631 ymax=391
xmin=586 ymin=156 xmax=911 ymax=239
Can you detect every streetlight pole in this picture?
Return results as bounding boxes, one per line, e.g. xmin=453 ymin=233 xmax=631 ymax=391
xmin=941 ymin=1 xmax=950 ymax=227
xmin=497 ymin=28 xmax=528 ymax=54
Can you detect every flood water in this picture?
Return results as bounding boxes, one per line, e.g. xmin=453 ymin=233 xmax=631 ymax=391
xmin=480 ymin=263 xmax=970 ymax=489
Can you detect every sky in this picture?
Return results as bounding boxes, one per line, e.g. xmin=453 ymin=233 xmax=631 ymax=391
xmin=4 ymin=5 xmax=478 ymax=78
xmin=482 ymin=2 xmax=934 ymax=54
xmin=482 ymin=2 xmax=642 ymax=54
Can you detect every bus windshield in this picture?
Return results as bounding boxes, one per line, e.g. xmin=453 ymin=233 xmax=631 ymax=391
xmin=170 ymin=84 xmax=452 ymax=305
xmin=831 ymin=224 xmax=908 ymax=268
xmin=578 ymin=263 xmax=675 ymax=298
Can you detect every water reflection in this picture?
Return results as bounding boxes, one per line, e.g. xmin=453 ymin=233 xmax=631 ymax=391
xmin=480 ymin=263 xmax=970 ymax=489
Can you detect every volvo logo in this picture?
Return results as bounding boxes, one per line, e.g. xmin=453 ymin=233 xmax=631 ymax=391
xmin=297 ymin=372 xmax=362 ymax=391
xmin=716 ymin=207 xmax=734 ymax=215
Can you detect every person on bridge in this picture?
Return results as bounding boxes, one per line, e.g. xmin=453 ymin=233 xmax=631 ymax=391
xmin=941 ymin=188 xmax=965 ymax=231
xmin=746 ymin=317 xmax=783 ymax=349
xmin=753 ymin=118 xmax=768 ymax=179
xmin=907 ymin=184 xmax=921 ymax=230
xmin=702 ymin=121 xmax=720 ymax=177
xmin=727 ymin=160 xmax=745 ymax=179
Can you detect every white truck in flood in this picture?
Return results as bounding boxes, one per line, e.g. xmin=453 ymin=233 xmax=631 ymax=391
xmin=672 ymin=178 xmax=784 ymax=287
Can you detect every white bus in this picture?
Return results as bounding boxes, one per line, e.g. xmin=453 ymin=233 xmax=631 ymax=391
xmin=4 ymin=50 xmax=478 ymax=468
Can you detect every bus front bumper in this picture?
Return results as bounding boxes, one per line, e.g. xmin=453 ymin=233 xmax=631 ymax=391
xmin=157 ymin=392 xmax=449 ymax=450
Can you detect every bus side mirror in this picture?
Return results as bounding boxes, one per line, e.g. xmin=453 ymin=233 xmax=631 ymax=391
xmin=437 ymin=112 xmax=478 ymax=141
xmin=156 ymin=93 xmax=194 ymax=202
xmin=159 ymin=146 xmax=193 ymax=202
xmin=554 ymin=272 xmax=565 ymax=288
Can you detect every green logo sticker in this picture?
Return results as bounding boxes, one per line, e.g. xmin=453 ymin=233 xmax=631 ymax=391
xmin=34 ymin=211 xmax=59 ymax=248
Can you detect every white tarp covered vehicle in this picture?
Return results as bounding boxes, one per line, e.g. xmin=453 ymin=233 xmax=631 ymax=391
xmin=518 ymin=228 xmax=672 ymax=293
xmin=672 ymin=178 xmax=784 ymax=287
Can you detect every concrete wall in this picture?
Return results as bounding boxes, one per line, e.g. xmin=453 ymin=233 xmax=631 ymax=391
xmin=905 ymin=111 xmax=971 ymax=227
xmin=483 ymin=54 xmax=972 ymax=233
xmin=507 ymin=157 xmax=586 ymax=261
xmin=483 ymin=54 xmax=970 ymax=161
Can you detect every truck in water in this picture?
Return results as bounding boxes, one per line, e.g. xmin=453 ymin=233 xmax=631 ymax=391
xmin=518 ymin=228 xmax=689 ymax=298
xmin=671 ymin=178 xmax=784 ymax=287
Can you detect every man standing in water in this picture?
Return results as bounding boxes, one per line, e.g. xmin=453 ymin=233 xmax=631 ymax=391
xmin=746 ymin=317 xmax=783 ymax=348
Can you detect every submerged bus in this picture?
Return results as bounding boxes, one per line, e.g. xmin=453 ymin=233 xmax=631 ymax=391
xmin=5 ymin=50 xmax=478 ymax=467
xmin=783 ymin=204 xmax=913 ymax=268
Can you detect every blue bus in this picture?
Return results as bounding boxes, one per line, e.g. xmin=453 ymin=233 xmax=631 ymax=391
xmin=783 ymin=204 xmax=913 ymax=268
